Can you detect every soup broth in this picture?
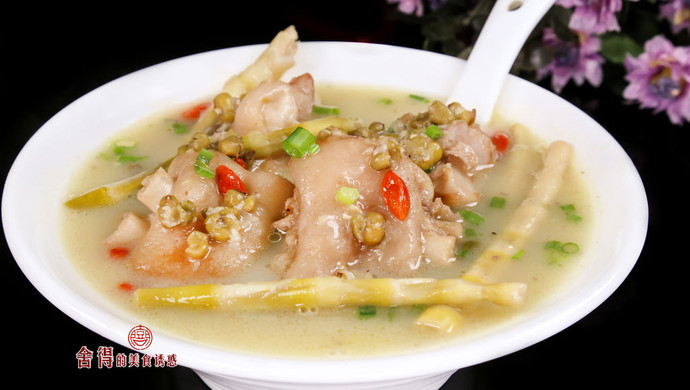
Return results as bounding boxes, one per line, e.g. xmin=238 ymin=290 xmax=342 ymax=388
xmin=61 ymin=85 xmax=592 ymax=358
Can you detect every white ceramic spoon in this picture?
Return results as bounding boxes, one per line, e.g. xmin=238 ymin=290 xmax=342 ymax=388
xmin=448 ymin=0 xmax=556 ymax=125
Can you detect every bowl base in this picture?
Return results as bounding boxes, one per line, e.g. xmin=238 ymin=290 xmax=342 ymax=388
xmin=194 ymin=369 xmax=456 ymax=390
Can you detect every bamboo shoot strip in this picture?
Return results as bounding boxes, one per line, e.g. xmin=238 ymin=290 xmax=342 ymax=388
xmin=135 ymin=277 xmax=527 ymax=310
xmin=462 ymin=141 xmax=574 ymax=283
xmin=64 ymin=157 xmax=173 ymax=209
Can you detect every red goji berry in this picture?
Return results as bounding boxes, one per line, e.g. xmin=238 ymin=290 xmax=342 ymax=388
xmin=381 ymin=170 xmax=410 ymax=221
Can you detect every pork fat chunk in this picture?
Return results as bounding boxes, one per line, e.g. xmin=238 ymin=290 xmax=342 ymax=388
xmin=430 ymin=120 xmax=498 ymax=207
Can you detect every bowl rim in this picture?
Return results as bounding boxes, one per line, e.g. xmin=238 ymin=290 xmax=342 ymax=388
xmin=2 ymin=41 xmax=648 ymax=384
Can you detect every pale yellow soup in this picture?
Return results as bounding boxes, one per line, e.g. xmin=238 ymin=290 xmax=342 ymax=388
xmin=61 ymin=85 xmax=592 ymax=358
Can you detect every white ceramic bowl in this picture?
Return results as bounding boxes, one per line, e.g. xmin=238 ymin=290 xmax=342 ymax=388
xmin=2 ymin=42 xmax=647 ymax=390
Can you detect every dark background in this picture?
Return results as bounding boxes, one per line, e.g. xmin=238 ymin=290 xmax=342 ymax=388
xmin=2 ymin=1 xmax=682 ymax=388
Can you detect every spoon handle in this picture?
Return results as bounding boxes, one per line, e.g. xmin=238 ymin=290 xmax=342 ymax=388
xmin=447 ymin=0 xmax=555 ymax=125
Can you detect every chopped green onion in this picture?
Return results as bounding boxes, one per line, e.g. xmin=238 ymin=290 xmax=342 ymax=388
xmin=116 ymin=155 xmax=146 ymax=163
xmin=543 ymin=240 xmax=580 ymax=264
xmin=544 ymin=240 xmax=562 ymax=250
xmin=379 ymin=97 xmax=393 ymax=105
xmin=561 ymin=242 xmax=580 ymax=254
xmin=111 ymin=141 xmax=146 ymax=163
xmin=336 ymin=186 xmax=360 ymax=205
xmin=464 ymin=228 xmax=478 ymax=237
xmin=170 ymin=122 xmax=188 ymax=134
xmin=357 ymin=305 xmax=377 ymax=319
xmin=560 ymin=203 xmax=582 ymax=223
xmin=490 ymin=196 xmax=506 ymax=208
xmin=112 ymin=145 xmax=131 ymax=156
xmin=194 ymin=149 xmax=215 ymax=179
xmin=312 ymin=105 xmax=341 ymax=115
xmin=425 ymin=124 xmax=443 ymax=140
xmin=560 ymin=204 xmax=577 ymax=214
xmin=112 ymin=141 xmax=136 ymax=156
xmin=282 ymin=126 xmax=320 ymax=158
xmin=512 ymin=249 xmax=524 ymax=260
xmin=459 ymin=209 xmax=485 ymax=225
xmin=408 ymin=94 xmax=430 ymax=103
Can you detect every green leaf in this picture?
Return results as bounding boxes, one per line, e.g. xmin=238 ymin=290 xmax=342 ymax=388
xmin=600 ymin=34 xmax=643 ymax=64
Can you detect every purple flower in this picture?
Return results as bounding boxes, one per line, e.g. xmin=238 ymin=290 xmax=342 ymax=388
xmin=557 ymin=0 xmax=633 ymax=34
xmin=388 ymin=0 xmax=425 ymax=16
xmin=660 ymin=0 xmax=690 ymax=34
xmin=537 ymin=28 xmax=604 ymax=93
xmin=623 ymin=35 xmax=690 ymax=125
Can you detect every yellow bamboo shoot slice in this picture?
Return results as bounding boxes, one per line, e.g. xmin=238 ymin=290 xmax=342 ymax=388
xmin=462 ymin=140 xmax=574 ymax=283
xmin=135 ymin=277 xmax=527 ymax=310
xmin=415 ymin=305 xmax=464 ymax=333
xmin=64 ymin=158 xmax=173 ymax=209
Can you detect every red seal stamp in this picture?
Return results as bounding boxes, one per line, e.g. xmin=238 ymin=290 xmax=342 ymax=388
xmin=128 ymin=325 xmax=153 ymax=350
